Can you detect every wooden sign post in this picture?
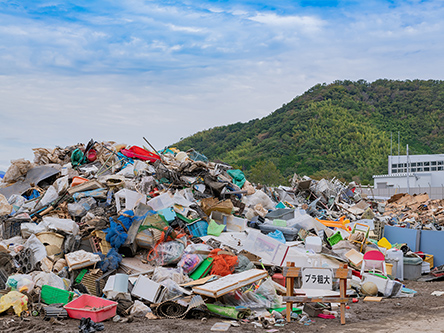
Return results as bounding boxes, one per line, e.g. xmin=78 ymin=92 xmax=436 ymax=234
xmin=283 ymin=262 xmax=351 ymax=324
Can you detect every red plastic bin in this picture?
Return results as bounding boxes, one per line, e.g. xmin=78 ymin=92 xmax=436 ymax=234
xmin=64 ymin=294 xmax=117 ymax=322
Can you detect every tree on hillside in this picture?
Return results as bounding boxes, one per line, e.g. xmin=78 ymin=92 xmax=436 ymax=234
xmin=248 ymin=160 xmax=286 ymax=186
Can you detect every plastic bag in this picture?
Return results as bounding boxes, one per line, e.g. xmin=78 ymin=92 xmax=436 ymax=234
xmin=41 ymin=216 xmax=80 ymax=235
xmin=160 ymin=278 xmax=189 ymax=301
xmin=177 ymin=254 xmax=203 ymax=274
xmin=68 ymin=197 xmax=96 ymax=217
xmin=234 ymin=254 xmax=255 ymax=273
xmin=184 ymin=243 xmax=213 ymax=255
xmin=148 ymin=238 xmax=186 ymax=266
xmin=0 ymin=194 xmax=13 ymax=215
xmin=255 ymin=278 xmax=281 ymax=308
xmin=24 ymin=234 xmax=46 ymax=263
xmin=207 ymin=219 xmax=225 ymax=237
xmin=8 ymin=194 xmax=26 ymax=210
xmin=36 ymin=185 xmax=58 ymax=210
xmin=33 ymin=272 xmax=66 ymax=290
xmin=151 ymin=267 xmax=191 ymax=285
xmin=0 ymin=291 xmax=28 ymax=316
xmin=21 ymin=222 xmax=47 ymax=238
xmin=242 ymin=190 xmax=275 ymax=210
xmin=54 ymin=175 xmax=69 ymax=195
xmin=6 ymin=274 xmax=35 ymax=293
xmin=130 ymin=300 xmax=152 ymax=317
xmin=2 ymin=159 xmax=32 ymax=184
xmin=267 ymin=230 xmax=286 ymax=244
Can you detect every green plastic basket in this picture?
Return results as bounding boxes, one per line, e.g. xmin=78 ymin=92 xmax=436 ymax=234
xmin=41 ymin=285 xmax=74 ymax=305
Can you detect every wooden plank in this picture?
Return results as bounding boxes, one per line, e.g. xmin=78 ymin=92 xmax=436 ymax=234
xmin=364 ymin=296 xmax=383 ymax=302
xmin=339 ymin=268 xmax=347 ymax=324
xmin=334 ymin=268 xmax=351 ymax=279
xmin=286 ymin=262 xmax=295 ymax=322
xmin=283 ymin=296 xmax=348 ymax=303
xmin=283 ymin=267 xmax=301 ymax=278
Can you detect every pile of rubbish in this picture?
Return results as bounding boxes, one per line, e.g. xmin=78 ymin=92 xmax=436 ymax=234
xmin=0 ymin=139 xmax=436 ymax=329
xmin=383 ymin=192 xmax=444 ymax=230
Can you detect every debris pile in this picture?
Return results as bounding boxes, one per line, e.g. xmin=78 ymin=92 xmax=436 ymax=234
xmin=0 ymin=139 xmax=439 ymax=329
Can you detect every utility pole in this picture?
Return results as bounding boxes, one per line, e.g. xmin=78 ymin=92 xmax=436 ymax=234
xmin=407 ymin=144 xmax=410 ymax=194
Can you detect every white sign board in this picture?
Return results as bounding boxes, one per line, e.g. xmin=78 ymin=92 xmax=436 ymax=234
xmin=302 ymin=268 xmax=333 ymax=290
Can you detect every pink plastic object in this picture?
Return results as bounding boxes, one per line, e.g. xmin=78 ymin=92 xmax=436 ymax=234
xmin=120 ymin=146 xmax=160 ymax=163
xmin=64 ymin=294 xmax=118 ymax=322
xmin=318 ymin=313 xmax=335 ymax=319
xmin=360 ymin=250 xmax=387 ymax=276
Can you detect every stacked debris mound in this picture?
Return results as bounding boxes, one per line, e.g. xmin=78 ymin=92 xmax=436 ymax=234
xmin=383 ymin=193 xmax=444 ymax=229
xmin=0 ymin=139 xmax=424 ymax=329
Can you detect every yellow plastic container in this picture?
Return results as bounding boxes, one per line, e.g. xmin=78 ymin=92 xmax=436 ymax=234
xmin=424 ymin=254 xmax=434 ymax=269
xmin=377 ymin=237 xmax=392 ymax=250
xmin=385 ymin=263 xmax=393 ymax=276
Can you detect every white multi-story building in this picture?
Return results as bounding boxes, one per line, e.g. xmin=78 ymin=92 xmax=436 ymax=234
xmin=373 ymin=154 xmax=444 ymax=190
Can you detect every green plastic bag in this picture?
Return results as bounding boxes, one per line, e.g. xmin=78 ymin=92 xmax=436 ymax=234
xmin=71 ymin=148 xmax=86 ymax=167
xmin=207 ymin=219 xmax=225 ymax=237
xmin=227 ymin=169 xmax=246 ymax=188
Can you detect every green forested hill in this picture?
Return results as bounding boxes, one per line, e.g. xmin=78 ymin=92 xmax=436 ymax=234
xmin=175 ymin=79 xmax=444 ymax=185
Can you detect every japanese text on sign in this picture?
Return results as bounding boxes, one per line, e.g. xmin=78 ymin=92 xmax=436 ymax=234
xmin=302 ymin=268 xmax=333 ymax=290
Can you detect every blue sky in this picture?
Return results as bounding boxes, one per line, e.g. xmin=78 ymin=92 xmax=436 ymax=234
xmin=1 ymin=0 xmax=443 ymax=170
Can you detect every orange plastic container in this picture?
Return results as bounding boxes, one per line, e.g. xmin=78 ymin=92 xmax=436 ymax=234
xmin=71 ymin=176 xmax=89 ymax=187
xmin=64 ymin=294 xmax=117 ymax=322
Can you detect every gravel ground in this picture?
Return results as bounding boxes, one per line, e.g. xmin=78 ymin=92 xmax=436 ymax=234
xmin=1 ymin=279 xmax=444 ymax=333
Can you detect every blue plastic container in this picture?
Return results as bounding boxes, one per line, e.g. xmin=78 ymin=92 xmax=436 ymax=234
xmin=187 ymin=220 xmax=208 ymax=237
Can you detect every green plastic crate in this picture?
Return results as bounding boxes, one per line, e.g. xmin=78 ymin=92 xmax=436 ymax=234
xmin=327 ymin=231 xmax=343 ymax=247
xmin=41 ymin=285 xmax=74 ymax=305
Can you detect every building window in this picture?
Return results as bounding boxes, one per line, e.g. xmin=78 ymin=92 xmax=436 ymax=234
xmin=391 ymin=164 xmax=397 ymax=169
xmin=411 ymin=162 xmax=417 ymax=167
xmin=392 ymin=169 xmax=398 ymax=173
xmin=431 ymin=167 xmax=437 ymax=171
xmin=431 ymin=161 xmax=437 ymax=166
xmin=424 ymin=161 xmax=430 ymax=166
xmin=424 ymin=167 xmax=430 ymax=171
xmin=411 ymin=168 xmax=417 ymax=172
xmin=439 ymin=161 xmax=444 ymax=166
xmin=417 ymin=167 xmax=423 ymax=172
xmin=439 ymin=166 xmax=444 ymax=171
xmin=417 ymin=162 xmax=423 ymax=166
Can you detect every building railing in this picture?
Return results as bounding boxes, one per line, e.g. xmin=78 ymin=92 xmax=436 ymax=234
xmin=359 ymin=186 xmax=444 ymax=200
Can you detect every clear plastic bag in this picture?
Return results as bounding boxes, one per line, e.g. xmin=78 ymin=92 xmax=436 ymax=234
xmin=6 ymin=274 xmax=35 ymax=293
xmin=148 ymin=238 xmax=186 ymax=266
xmin=177 ymin=254 xmax=203 ymax=274
xmin=151 ymin=267 xmax=191 ymax=285
xmin=130 ymin=300 xmax=152 ymax=317
xmin=255 ymin=278 xmax=281 ymax=308
xmin=160 ymin=278 xmax=189 ymax=300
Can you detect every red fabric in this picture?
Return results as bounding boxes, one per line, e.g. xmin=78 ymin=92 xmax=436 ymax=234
xmin=209 ymin=249 xmax=238 ymax=277
xmin=121 ymin=146 xmax=161 ymax=162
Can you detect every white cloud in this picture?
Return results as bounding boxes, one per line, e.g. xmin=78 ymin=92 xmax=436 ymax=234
xmin=1 ymin=0 xmax=444 ymax=171
xmin=249 ymin=13 xmax=326 ymax=33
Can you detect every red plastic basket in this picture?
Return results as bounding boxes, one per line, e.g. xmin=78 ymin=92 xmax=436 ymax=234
xmin=64 ymin=294 xmax=117 ymax=322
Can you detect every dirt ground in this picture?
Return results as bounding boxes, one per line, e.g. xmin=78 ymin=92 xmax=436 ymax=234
xmin=1 ymin=279 xmax=444 ymax=333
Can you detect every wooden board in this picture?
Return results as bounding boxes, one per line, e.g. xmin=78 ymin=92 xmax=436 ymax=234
xmin=364 ymin=296 xmax=383 ymax=302
xmin=193 ymin=269 xmax=268 ymax=298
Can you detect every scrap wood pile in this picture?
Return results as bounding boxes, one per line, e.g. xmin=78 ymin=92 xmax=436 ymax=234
xmin=0 ymin=139 xmax=428 ymax=329
xmin=383 ymin=192 xmax=444 ymax=229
